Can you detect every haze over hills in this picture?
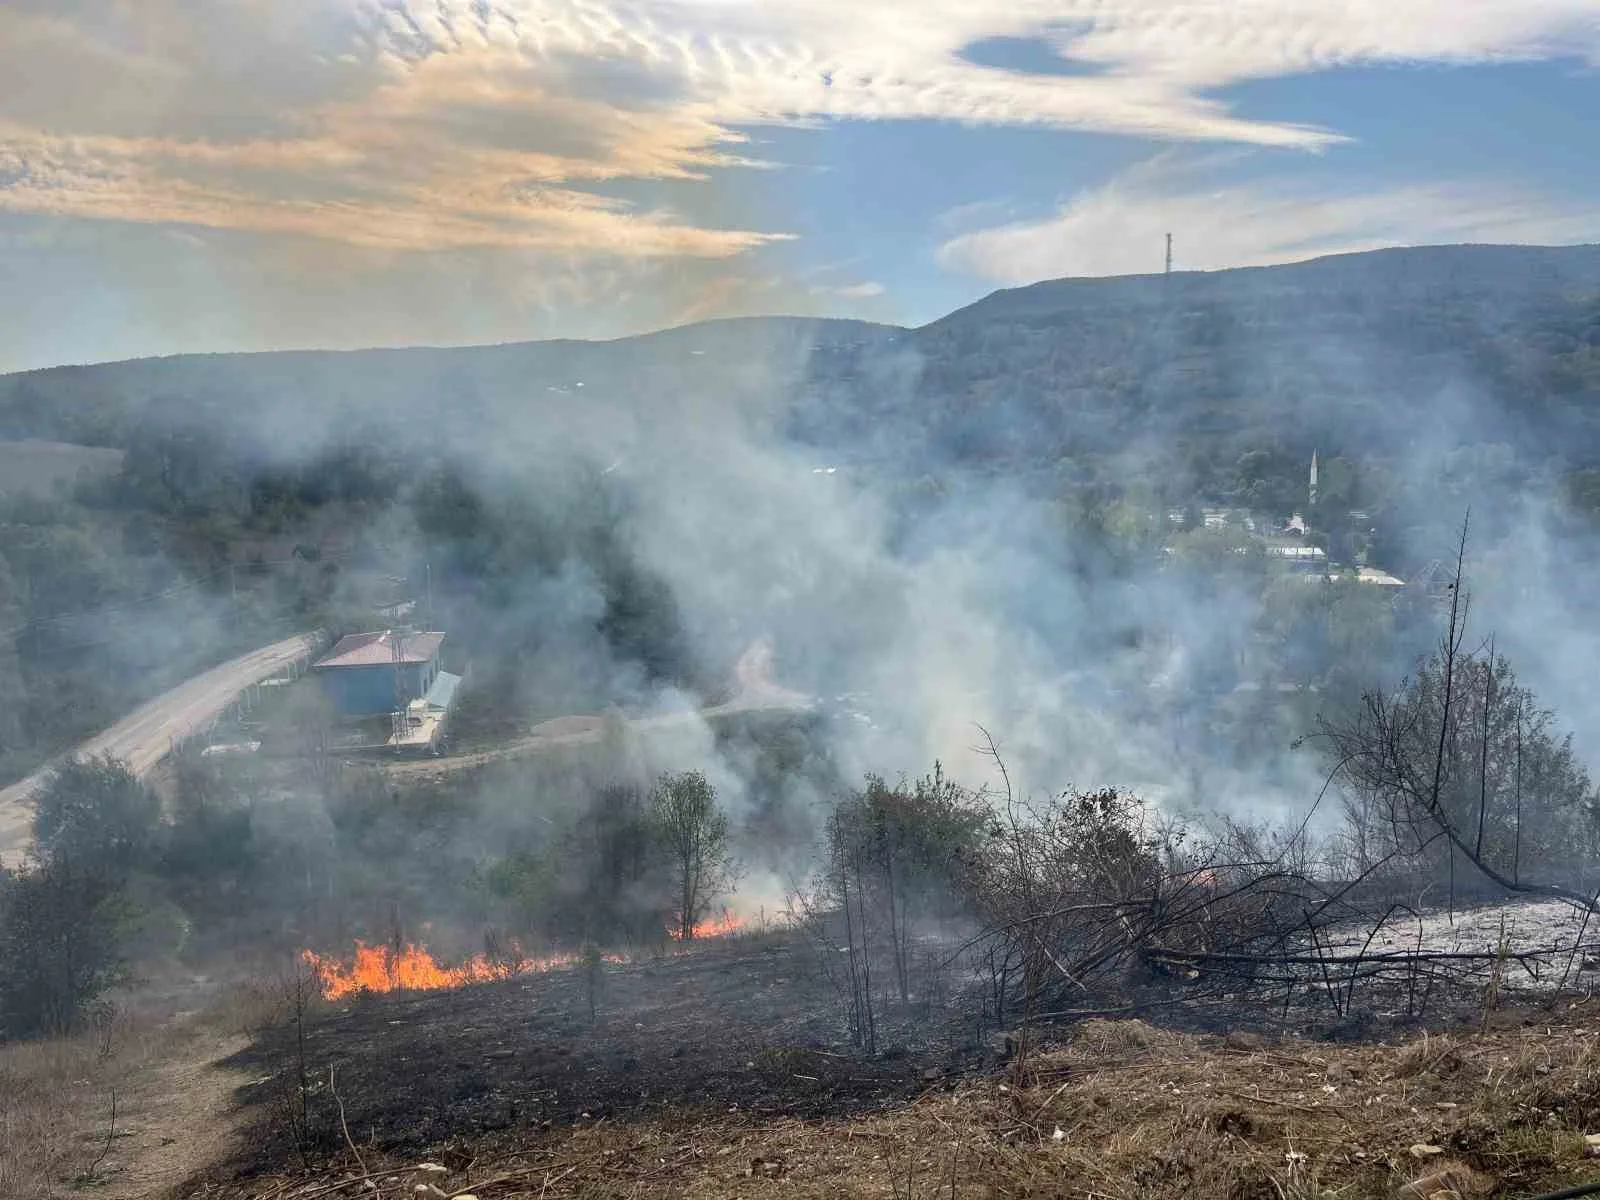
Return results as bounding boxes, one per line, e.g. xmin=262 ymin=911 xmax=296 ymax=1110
xmin=0 ymin=243 xmax=1599 ymax=803
xmin=10 ymin=247 xmax=1600 ymax=1200
xmin=14 ymin=3 xmax=1600 ymax=1191
xmin=4 ymin=244 xmax=1599 ymax=489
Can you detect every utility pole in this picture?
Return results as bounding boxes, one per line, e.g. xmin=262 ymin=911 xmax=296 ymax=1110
xmin=392 ymin=627 xmax=405 ymax=747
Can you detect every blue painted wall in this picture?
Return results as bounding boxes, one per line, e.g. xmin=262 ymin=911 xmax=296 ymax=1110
xmin=316 ymin=659 xmax=440 ymax=717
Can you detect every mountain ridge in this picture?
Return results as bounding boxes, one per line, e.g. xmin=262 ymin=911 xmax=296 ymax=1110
xmin=1 ymin=243 xmax=1597 ymax=508
xmin=9 ymin=242 xmax=1600 ymax=382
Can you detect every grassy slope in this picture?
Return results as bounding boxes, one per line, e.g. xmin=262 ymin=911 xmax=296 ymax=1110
xmin=184 ymin=1006 xmax=1600 ymax=1200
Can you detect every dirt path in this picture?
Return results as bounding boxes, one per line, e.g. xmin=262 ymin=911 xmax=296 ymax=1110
xmin=385 ymin=693 xmax=811 ymax=780
xmin=1 ymin=1013 xmax=257 ymax=1200
xmin=97 ymin=1029 xmax=253 ymax=1200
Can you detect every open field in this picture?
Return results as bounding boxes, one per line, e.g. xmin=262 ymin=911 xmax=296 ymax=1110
xmin=0 ymin=1007 xmax=252 ymax=1200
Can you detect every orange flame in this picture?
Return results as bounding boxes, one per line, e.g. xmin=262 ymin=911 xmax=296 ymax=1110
xmin=300 ymin=941 xmax=597 ymax=1001
xmin=304 ymin=916 xmax=752 ymax=998
xmin=670 ymin=910 xmax=748 ymax=941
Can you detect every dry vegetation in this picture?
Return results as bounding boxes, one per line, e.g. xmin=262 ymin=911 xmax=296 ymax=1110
xmin=181 ymin=1004 xmax=1600 ymax=1200
xmin=0 ymin=1006 xmax=251 ymax=1200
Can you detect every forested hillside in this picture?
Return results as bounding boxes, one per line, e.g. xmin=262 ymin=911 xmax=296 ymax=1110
xmin=0 ymin=244 xmax=1597 ymax=782
xmin=6 ymin=242 xmax=1600 ymax=533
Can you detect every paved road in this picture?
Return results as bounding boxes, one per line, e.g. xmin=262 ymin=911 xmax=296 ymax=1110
xmin=0 ymin=631 xmax=324 ymax=867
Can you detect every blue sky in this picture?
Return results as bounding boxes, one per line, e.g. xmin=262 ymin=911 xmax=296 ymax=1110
xmin=1 ymin=2 xmax=1598 ymax=372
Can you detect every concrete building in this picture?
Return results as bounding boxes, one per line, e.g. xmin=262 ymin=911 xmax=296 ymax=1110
xmin=388 ymin=670 xmax=465 ymax=752
xmin=1267 ymin=543 xmax=1329 ymax=574
xmin=311 ymin=630 xmax=447 ymax=717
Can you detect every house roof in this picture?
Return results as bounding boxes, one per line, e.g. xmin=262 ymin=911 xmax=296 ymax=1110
xmin=1268 ymin=544 xmax=1327 ymax=558
xmin=408 ymin=670 xmax=463 ymax=712
xmin=1356 ymin=566 xmax=1406 ymax=587
xmin=314 ymin=630 xmax=445 ymax=669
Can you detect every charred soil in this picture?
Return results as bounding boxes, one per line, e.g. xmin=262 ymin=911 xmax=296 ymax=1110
xmin=216 ymin=933 xmax=988 ymax=1182
xmin=188 ymin=999 xmax=1600 ymax=1200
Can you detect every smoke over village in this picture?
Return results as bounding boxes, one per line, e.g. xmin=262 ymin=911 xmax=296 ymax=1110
xmin=5 ymin=3 xmax=1600 ymax=1198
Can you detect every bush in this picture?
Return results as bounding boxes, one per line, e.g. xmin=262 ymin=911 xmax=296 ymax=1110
xmin=0 ymin=860 xmax=130 ymax=1039
xmin=32 ymin=757 xmax=161 ymax=880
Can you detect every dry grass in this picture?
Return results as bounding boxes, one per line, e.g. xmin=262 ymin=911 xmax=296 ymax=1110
xmin=0 ymin=1011 xmax=165 ymax=1197
xmin=0 ymin=982 xmax=270 ymax=1200
xmin=188 ymin=1009 xmax=1600 ymax=1200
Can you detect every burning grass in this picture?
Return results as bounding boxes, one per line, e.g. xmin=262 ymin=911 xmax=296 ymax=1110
xmin=301 ymin=910 xmax=757 ymax=1000
xmin=672 ymin=908 xmax=750 ymax=941
xmin=300 ymin=943 xmax=621 ymax=1001
xmin=221 ymin=931 xmax=963 ymax=1180
xmin=197 ymin=1003 xmax=1600 ymax=1200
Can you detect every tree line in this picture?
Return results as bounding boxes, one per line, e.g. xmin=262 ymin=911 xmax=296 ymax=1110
xmin=0 ymin=758 xmax=746 ymax=1040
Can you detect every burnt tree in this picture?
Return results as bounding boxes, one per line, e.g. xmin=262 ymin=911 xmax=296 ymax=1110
xmin=1319 ymin=518 xmax=1600 ymax=912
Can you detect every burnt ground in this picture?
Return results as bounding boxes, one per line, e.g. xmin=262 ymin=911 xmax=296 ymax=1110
xmin=219 ymin=932 xmax=995 ymax=1179
xmin=211 ymin=901 xmax=1581 ymax=1187
xmin=201 ymin=1002 xmax=1600 ymax=1200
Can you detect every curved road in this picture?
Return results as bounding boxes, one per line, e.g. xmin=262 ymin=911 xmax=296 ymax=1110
xmin=0 ymin=631 xmax=325 ymax=867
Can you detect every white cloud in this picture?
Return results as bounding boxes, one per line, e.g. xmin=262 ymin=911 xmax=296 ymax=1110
xmin=810 ymin=280 xmax=886 ymax=299
xmin=2 ymin=1 xmax=1599 ymax=257
xmin=937 ymin=159 xmax=1600 ymax=284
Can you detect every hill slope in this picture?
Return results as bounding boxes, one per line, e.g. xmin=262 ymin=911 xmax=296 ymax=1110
xmin=0 ymin=244 xmax=1595 ymax=776
xmin=2 ymin=244 xmax=1598 ymax=498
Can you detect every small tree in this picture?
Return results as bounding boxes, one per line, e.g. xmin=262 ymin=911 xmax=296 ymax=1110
xmin=506 ymin=783 xmax=669 ymax=948
xmin=575 ymin=783 xmax=663 ymax=944
xmin=650 ymin=771 xmax=739 ymax=941
xmin=32 ymin=756 xmax=161 ymax=880
xmin=825 ymin=765 xmax=988 ymax=1003
xmin=0 ymin=859 xmax=129 ymax=1038
xmin=0 ymin=756 xmax=155 ymax=1039
xmin=1319 ymin=518 xmax=1600 ymax=909
xmin=964 ymin=786 xmax=1168 ymax=1021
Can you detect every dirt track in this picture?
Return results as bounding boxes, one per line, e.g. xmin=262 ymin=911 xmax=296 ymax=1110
xmin=385 ymin=641 xmax=812 ymax=781
xmin=0 ymin=632 xmax=324 ymax=867
xmin=101 ymin=1029 xmax=253 ymax=1200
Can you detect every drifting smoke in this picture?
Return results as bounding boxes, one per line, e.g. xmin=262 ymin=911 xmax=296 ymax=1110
xmin=4 ymin=247 xmax=1600 ymax=955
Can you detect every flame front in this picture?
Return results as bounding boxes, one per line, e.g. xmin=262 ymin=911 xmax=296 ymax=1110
xmin=301 ymin=941 xmax=586 ymax=1000
xmin=305 ymin=918 xmax=751 ymax=998
xmin=672 ymin=910 xmax=747 ymax=940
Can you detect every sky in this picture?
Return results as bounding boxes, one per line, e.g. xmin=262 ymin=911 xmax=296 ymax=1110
xmin=1 ymin=1 xmax=1598 ymax=373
